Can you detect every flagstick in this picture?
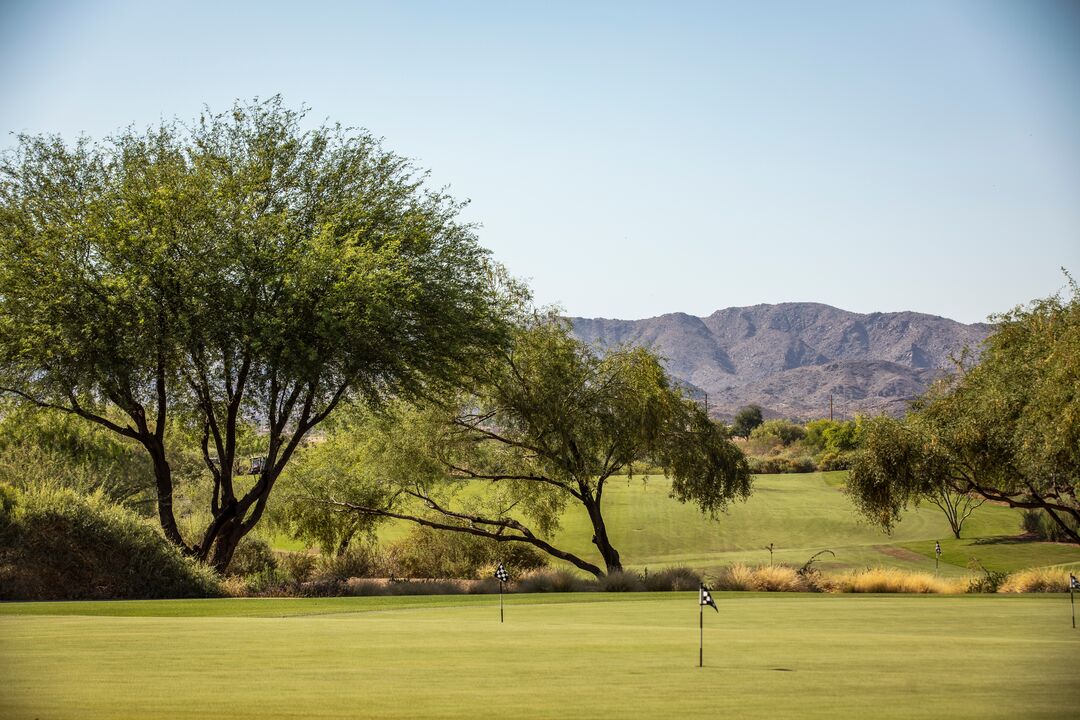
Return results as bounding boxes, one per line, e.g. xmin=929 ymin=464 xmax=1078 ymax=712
xmin=1071 ymin=584 xmax=1075 ymax=629
xmin=699 ymin=596 xmax=704 ymax=668
xmin=500 ymin=580 xmax=505 ymax=624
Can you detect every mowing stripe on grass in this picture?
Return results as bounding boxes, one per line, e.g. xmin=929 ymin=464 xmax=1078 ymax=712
xmin=2 ymin=594 xmax=1078 ymax=720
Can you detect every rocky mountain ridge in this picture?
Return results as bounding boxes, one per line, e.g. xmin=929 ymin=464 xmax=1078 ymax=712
xmin=570 ymin=302 xmax=993 ymax=420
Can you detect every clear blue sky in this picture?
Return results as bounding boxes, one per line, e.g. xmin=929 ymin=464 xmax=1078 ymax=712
xmin=2 ymin=0 xmax=1077 ymax=324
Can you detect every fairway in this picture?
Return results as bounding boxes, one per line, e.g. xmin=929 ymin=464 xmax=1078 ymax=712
xmin=365 ymin=472 xmax=1080 ymax=577
xmin=2 ymin=594 xmax=1078 ymax=719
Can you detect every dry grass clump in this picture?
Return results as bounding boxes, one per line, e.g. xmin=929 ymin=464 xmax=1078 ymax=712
xmin=831 ymin=567 xmax=963 ymax=594
xmin=713 ymin=564 xmax=811 ymax=592
xmin=998 ymin=567 xmax=1073 ymax=593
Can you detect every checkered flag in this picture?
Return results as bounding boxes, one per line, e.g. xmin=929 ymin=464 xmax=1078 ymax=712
xmin=700 ymin=584 xmax=718 ymax=612
xmin=1070 ymin=574 xmax=1079 ymax=590
xmin=495 ymin=563 xmax=509 ymax=583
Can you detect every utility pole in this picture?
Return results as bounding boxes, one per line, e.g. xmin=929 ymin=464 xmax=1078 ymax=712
xmin=829 ymin=394 xmax=834 ymax=421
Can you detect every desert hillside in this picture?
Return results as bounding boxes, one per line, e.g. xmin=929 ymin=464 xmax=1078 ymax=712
xmin=570 ymin=302 xmax=992 ymax=419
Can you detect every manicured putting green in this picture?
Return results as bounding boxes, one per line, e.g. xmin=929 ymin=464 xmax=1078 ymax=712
xmin=2 ymin=593 xmax=1078 ymax=719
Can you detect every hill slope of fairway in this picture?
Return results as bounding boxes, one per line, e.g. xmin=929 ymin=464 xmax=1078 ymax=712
xmin=547 ymin=472 xmax=1080 ymax=575
xmin=2 ymin=594 xmax=1078 ymax=720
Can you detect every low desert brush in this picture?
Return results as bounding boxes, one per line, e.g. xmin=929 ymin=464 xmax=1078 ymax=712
xmin=998 ymin=567 xmax=1073 ymax=593
xmin=714 ymin=564 xmax=810 ymax=592
xmin=831 ymin=567 xmax=963 ymax=594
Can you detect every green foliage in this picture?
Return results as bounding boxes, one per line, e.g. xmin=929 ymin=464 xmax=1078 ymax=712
xmin=847 ymin=279 xmax=1080 ymax=543
xmin=0 ymin=405 xmax=154 ymax=509
xmin=272 ymin=428 xmax=396 ymax=557
xmin=227 ymin=538 xmax=278 ymax=577
xmin=749 ymin=419 xmax=806 ymax=446
xmin=748 ymin=455 xmax=817 ymax=474
xmin=640 ymin=566 xmax=702 ymax=591
xmin=731 ymin=404 xmax=764 ymax=438
xmin=803 ymin=418 xmax=862 ymax=454
xmin=325 ymin=317 xmax=752 ymax=576
xmin=0 ymin=483 xmax=220 ymax=600
xmin=966 ymin=560 xmax=1009 ymax=594
xmin=1020 ymin=508 xmax=1080 ymax=542
xmin=316 ymin=544 xmax=384 ymax=581
xmin=0 ymin=97 xmax=520 ymax=570
xmin=278 ymin=551 xmax=318 ymax=584
xmin=386 ymin=525 xmax=549 ymax=580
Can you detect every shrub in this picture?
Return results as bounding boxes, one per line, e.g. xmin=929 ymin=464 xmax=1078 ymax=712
xmin=712 ymin=564 xmax=811 ymax=592
xmin=966 ymin=560 xmax=1009 ymax=594
xmin=831 ymin=567 xmax=962 ymax=594
xmin=241 ymin=568 xmax=293 ymax=596
xmin=750 ymin=419 xmax=806 ymax=446
xmin=386 ymin=525 xmax=548 ymax=579
xmin=515 ymin=568 xmax=594 ymax=593
xmin=747 ymin=454 xmax=816 ymax=475
xmin=598 ymin=570 xmax=644 ymax=592
xmin=643 ymin=566 xmax=702 ymax=591
xmin=1020 ymin=509 xmax=1080 ymax=542
xmin=816 ymin=450 xmax=854 ymax=471
xmin=0 ymin=483 xmax=221 ymax=600
xmin=228 ymin=537 xmax=277 ymax=577
xmin=316 ymin=543 xmax=384 ymax=581
xmin=998 ymin=567 xmax=1073 ymax=593
xmin=278 ymin=551 xmax=318 ymax=583
xmin=466 ymin=577 xmax=503 ymax=594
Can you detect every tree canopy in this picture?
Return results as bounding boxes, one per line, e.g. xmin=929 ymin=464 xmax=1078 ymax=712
xmin=0 ymin=97 xmax=518 ymax=570
xmin=847 ymin=277 xmax=1080 ymax=543
xmin=309 ymin=317 xmax=752 ymax=577
xmin=731 ymin=404 xmax=764 ymax=438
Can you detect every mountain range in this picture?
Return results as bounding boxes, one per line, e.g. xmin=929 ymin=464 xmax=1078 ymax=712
xmin=569 ymin=302 xmax=993 ymax=420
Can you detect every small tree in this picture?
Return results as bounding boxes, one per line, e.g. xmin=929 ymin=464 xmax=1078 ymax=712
xmin=848 ymin=416 xmax=982 ymax=538
xmin=847 ymin=278 xmax=1080 ymax=544
xmin=313 ymin=318 xmax=753 ymax=577
xmin=272 ymin=422 xmax=395 ymax=557
xmin=732 ymin=405 xmax=764 ymax=438
xmin=0 ymin=98 xmax=517 ymax=570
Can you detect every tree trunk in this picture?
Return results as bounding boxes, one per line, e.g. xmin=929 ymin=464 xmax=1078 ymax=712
xmin=145 ymin=439 xmax=189 ymax=552
xmin=209 ymin=519 xmax=246 ymax=573
xmin=583 ymin=496 xmax=622 ymax=574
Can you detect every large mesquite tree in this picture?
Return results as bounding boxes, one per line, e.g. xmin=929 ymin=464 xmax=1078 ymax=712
xmin=311 ymin=317 xmax=753 ymax=577
xmin=0 ymin=98 xmax=517 ymax=570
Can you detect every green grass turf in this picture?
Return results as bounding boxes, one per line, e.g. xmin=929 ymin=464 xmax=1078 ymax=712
xmin=334 ymin=471 xmax=1080 ymax=576
xmin=2 ymin=593 xmax=1078 ymax=719
xmin=544 ymin=472 xmax=1080 ymax=575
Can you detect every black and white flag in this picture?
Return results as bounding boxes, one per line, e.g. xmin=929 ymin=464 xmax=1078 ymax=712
xmin=495 ymin=563 xmax=509 ymax=583
xmin=700 ymin=584 xmax=718 ymax=612
xmin=1070 ymin=573 xmax=1079 ymax=590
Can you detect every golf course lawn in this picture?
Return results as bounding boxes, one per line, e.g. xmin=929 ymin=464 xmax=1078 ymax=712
xmin=357 ymin=472 xmax=1080 ymax=578
xmin=2 ymin=593 xmax=1078 ymax=719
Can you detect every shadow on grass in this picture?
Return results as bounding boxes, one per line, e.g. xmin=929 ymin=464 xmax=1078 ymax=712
xmin=969 ymin=534 xmax=1039 ymax=546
